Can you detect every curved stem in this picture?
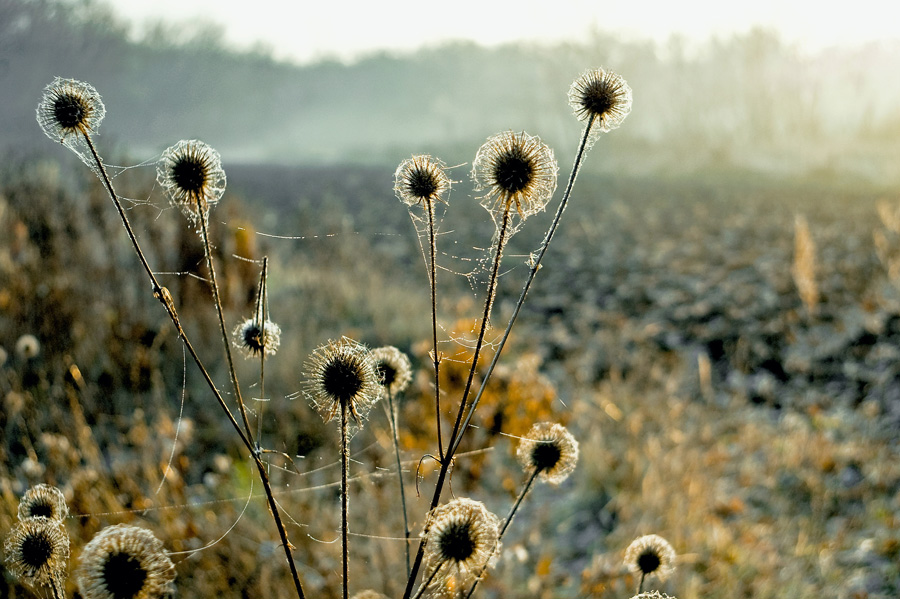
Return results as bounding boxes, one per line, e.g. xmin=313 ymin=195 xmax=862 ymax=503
xmin=449 ymin=116 xmax=596 ymax=457
xmin=81 ymin=133 xmax=306 ymax=599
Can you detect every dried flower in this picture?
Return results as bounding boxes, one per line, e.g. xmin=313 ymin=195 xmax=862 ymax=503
xmin=76 ymin=524 xmax=175 ymax=599
xmin=18 ymin=484 xmax=69 ymax=522
xmin=304 ymin=337 xmax=380 ymax=428
xmin=568 ymin=68 xmax=632 ymax=139
xmin=516 ymin=422 xmax=579 ymax=485
xmin=37 ymin=77 xmax=106 ymax=143
xmin=232 ymin=318 xmax=281 ymax=358
xmin=3 ymin=517 xmax=70 ymax=590
xmin=370 ymin=346 xmax=413 ymax=396
xmin=624 ymin=534 xmax=676 ymax=582
xmin=15 ymin=334 xmax=41 ymax=360
xmin=156 ymin=139 xmax=226 ymax=226
xmin=471 ymin=131 xmax=557 ymax=224
xmin=394 ymin=155 xmax=451 ymax=207
xmin=423 ymin=498 xmax=500 ymax=584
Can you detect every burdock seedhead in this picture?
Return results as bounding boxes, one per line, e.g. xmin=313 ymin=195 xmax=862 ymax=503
xmin=423 ymin=498 xmax=500 ymax=584
xmin=304 ymin=337 xmax=380 ymax=429
xmin=472 ymin=131 xmax=558 ymax=225
xmin=76 ymin=524 xmax=175 ymax=599
xmin=3 ymin=517 xmax=70 ymax=590
xmin=370 ymin=345 xmax=413 ymax=397
xmin=394 ymin=154 xmax=451 ymax=207
xmin=156 ymin=139 xmax=226 ymax=227
xmin=624 ymin=534 xmax=676 ymax=582
xmin=568 ymin=68 xmax=632 ymax=138
xmin=516 ymin=422 xmax=580 ymax=485
xmin=233 ymin=318 xmax=281 ymax=358
xmin=18 ymin=484 xmax=69 ymax=522
xmin=37 ymin=77 xmax=106 ymax=143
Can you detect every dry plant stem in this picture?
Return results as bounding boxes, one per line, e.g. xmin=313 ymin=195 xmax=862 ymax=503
xmin=463 ymin=468 xmax=540 ymax=599
xmin=49 ymin=578 xmax=62 ymax=599
xmin=387 ymin=389 xmax=412 ymax=576
xmin=81 ymin=132 xmax=307 ymax=599
xmin=402 ymin=211 xmax=511 ymax=599
xmin=341 ymin=399 xmax=351 ymax=599
xmin=411 ymin=560 xmax=447 ymax=599
xmin=257 ymin=258 xmax=269 ymax=445
xmin=426 ymin=199 xmax=444 ymax=460
xmin=450 ymin=116 xmax=597 ymax=457
xmin=639 ymin=573 xmax=646 ymax=594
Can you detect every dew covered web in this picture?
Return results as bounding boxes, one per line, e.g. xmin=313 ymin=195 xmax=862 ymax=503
xmin=55 ymin=156 xmax=555 ymax=586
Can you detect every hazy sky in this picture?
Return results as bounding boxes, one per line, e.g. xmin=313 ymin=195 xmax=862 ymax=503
xmin=111 ymin=0 xmax=897 ymax=63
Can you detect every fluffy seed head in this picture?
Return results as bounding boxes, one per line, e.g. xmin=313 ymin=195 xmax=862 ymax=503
xmin=472 ymin=131 xmax=557 ymax=225
xmin=76 ymin=524 xmax=175 ymax=599
xmin=350 ymin=592 xmax=389 ymax=599
xmin=630 ymin=593 xmax=678 ymax=599
xmin=15 ymin=334 xmax=41 ymax=360
xmin=516 ymin=422 xmax=579 ymax=485
xmin=423 ymin=498 xmax=500 ymax=584
xmin=37 ymin=77 xmax=105 ymax=143
xmin=232 ymin=318 xmax=281 ymax=358
xmin=370 ymin=346 xmax=413 ymax=396
xmin=568 ymin=68 xmax=632 ymax=138
xmin=156 ymin=139 xmax=226 ymax=227
xmin=394 ymin=155 xmax=451 ymax=207
xmin=18 ymin=484 xmax=69 ymax=522
xmin=304 ymin=337 xmax=380 ymax=430
xmin=624 ymin=534 xmax=676 ymax=581
xmin=3 ymin=517 xmax=70 ymax=589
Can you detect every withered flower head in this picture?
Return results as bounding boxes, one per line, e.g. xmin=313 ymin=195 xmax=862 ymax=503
xmin=232 ymin=318 xmax=281 ymax=358
xmin=394 ymin=155 xmax=451 ymax=207
xmin=304 ymin=337 xmax=380 ymax=431
xmin=37 ymin=77 xmax=106 ymax=143
xmin=423 ymin=498 xmax=500 ymax=585
xmin=76 ymin=524 xmax=175 ymax=599
xmin=3 ymin=517 xmax=70 ymax=590
xmin=624 ymin=534 xmax=676 ymax=581
xmin=516 ymin=422 xmax=579 ymax=485
xmin=156 ymin=139 xmax=226 ymax=226
xmin=18 ymin=484 xmax=69 ymax=522
xmin=370 ymin=346 xmax=413 ymax=397
xmin=568 ymin=68 xmax=632 ymax=138
xmin=471 ymin=131 xmax=557 ymax=225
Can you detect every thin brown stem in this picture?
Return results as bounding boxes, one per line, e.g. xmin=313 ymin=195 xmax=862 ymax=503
xmin=80 ymin=132 xmax=306 ymax=599
xmin=411 ymin=559 xmax=446 ymax=599
xmin=387 ymin=389 xmax=412 ymax=577
xmin=425 ymin=198 xmax=444 ymax=460
xmin=341 ymin=398 xmax=350 ymax=599
xmin=257 ymin=258 xmax=269 ymax=445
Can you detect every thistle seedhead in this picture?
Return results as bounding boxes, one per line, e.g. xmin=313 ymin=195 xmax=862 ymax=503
xmin=233 ymin=318 xmax=281 ymax=358
xmin=3 ymin=517 xmax=70 ymax=590
xmin=568 ymin=68 xmax=632 ymax=143
xmin=157 ymin=139 xmax=226 ymax=227
xmin=370 ymin=345 xmax=413 ymax=397
xmin=37 ymin=77 xmax=105 ymax=143
xmin=394 ymin=154 xmax=451 ymax=207
xmin=76 ymin=524 xmax=175 ymax=599
xmin=423 ymin=498 xmax=500 ymax=585
xmin=516 ymin=422 xmax=579 ymax=485
xmin=18 ymin=484 xmax=69 ymax=522
xmin=303 ymin=337 xmax=381 ymax=432
xmin=624 ymin=534 xmax=676 ymax=582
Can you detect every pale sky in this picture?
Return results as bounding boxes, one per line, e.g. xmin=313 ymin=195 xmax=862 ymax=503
xmin=110 ymin=0 xmax=898 ymax=63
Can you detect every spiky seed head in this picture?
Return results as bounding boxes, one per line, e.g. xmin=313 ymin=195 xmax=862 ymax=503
xmin=568 ymin=68 xmax=632 ymax=139
xmin=304 ymin=337 xmax=380 ymax=431
xmin=370 ymin=346 xmax=413 ymax=396
xmin=423 ymin=498 xmax=500 ymax=584
xmin=232 ymin=318 xmax=281 ymax=358
xmin=15 ymin=334 xmax=41 ymax=360
xmin=630 ymin=593 xmax=678 ymax=599
xmin=516 ymin=422 xmax=579 ymax=485
xmin=76 ymin=524 xmax=175 ymax=599
xmin=37 ymin=77 xmax=106 ymax=143
xmin=156 ymin=139 xmax=226 ymax=227
xmin=624 ymin=534 xmax=676 ymax=581
xmin=3 ymin=517 xmax=70 ymax=589
xmin=394 ymin=154 xmax=451 ymax=207
xmin=472 ymin=131 xmax=558 ymax=225
xmin=18 ymin=484 xmax=69 ymax=522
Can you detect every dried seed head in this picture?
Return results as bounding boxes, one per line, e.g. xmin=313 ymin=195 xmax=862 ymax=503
xmin=516 ymin=422 xmax=579 ymax=485
xmin=156 ymin=139 xmax=226 ymax=227
xmin=350 ymin=592 xmax=389 ymax=599
xmin=394 ymin=155 xmax=451 ymax=207
xmin=630 ymin=593 xmax=678 ymax=599
xmin=304 ymin=337 xmax=380 ymax=432
xmin=423 ymin=498 xmax=500 ymax=584
xmin=18 ymin=484 xmax=69 ymax=522
xmin=76 ymin=524 xmax=175 ymax=599
xmin=370 ymin=346 xmax=413 ymax=396
xmin=232 ymin=318 xmax=281 ymax=358
xmin=37 ymin=77 xmax=106 ymax=143
xmin=3 ymin=517 xmax=70 ymax=589
xmin=15 ymin=334 xmax=41 ymax=360
xmin=624 ymin=534 xmax=676 ymax=581
xmin=472 ymin=131 xmax=557 ymax=226
xmin=568 ymin=68 xmax=632 ymax=141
